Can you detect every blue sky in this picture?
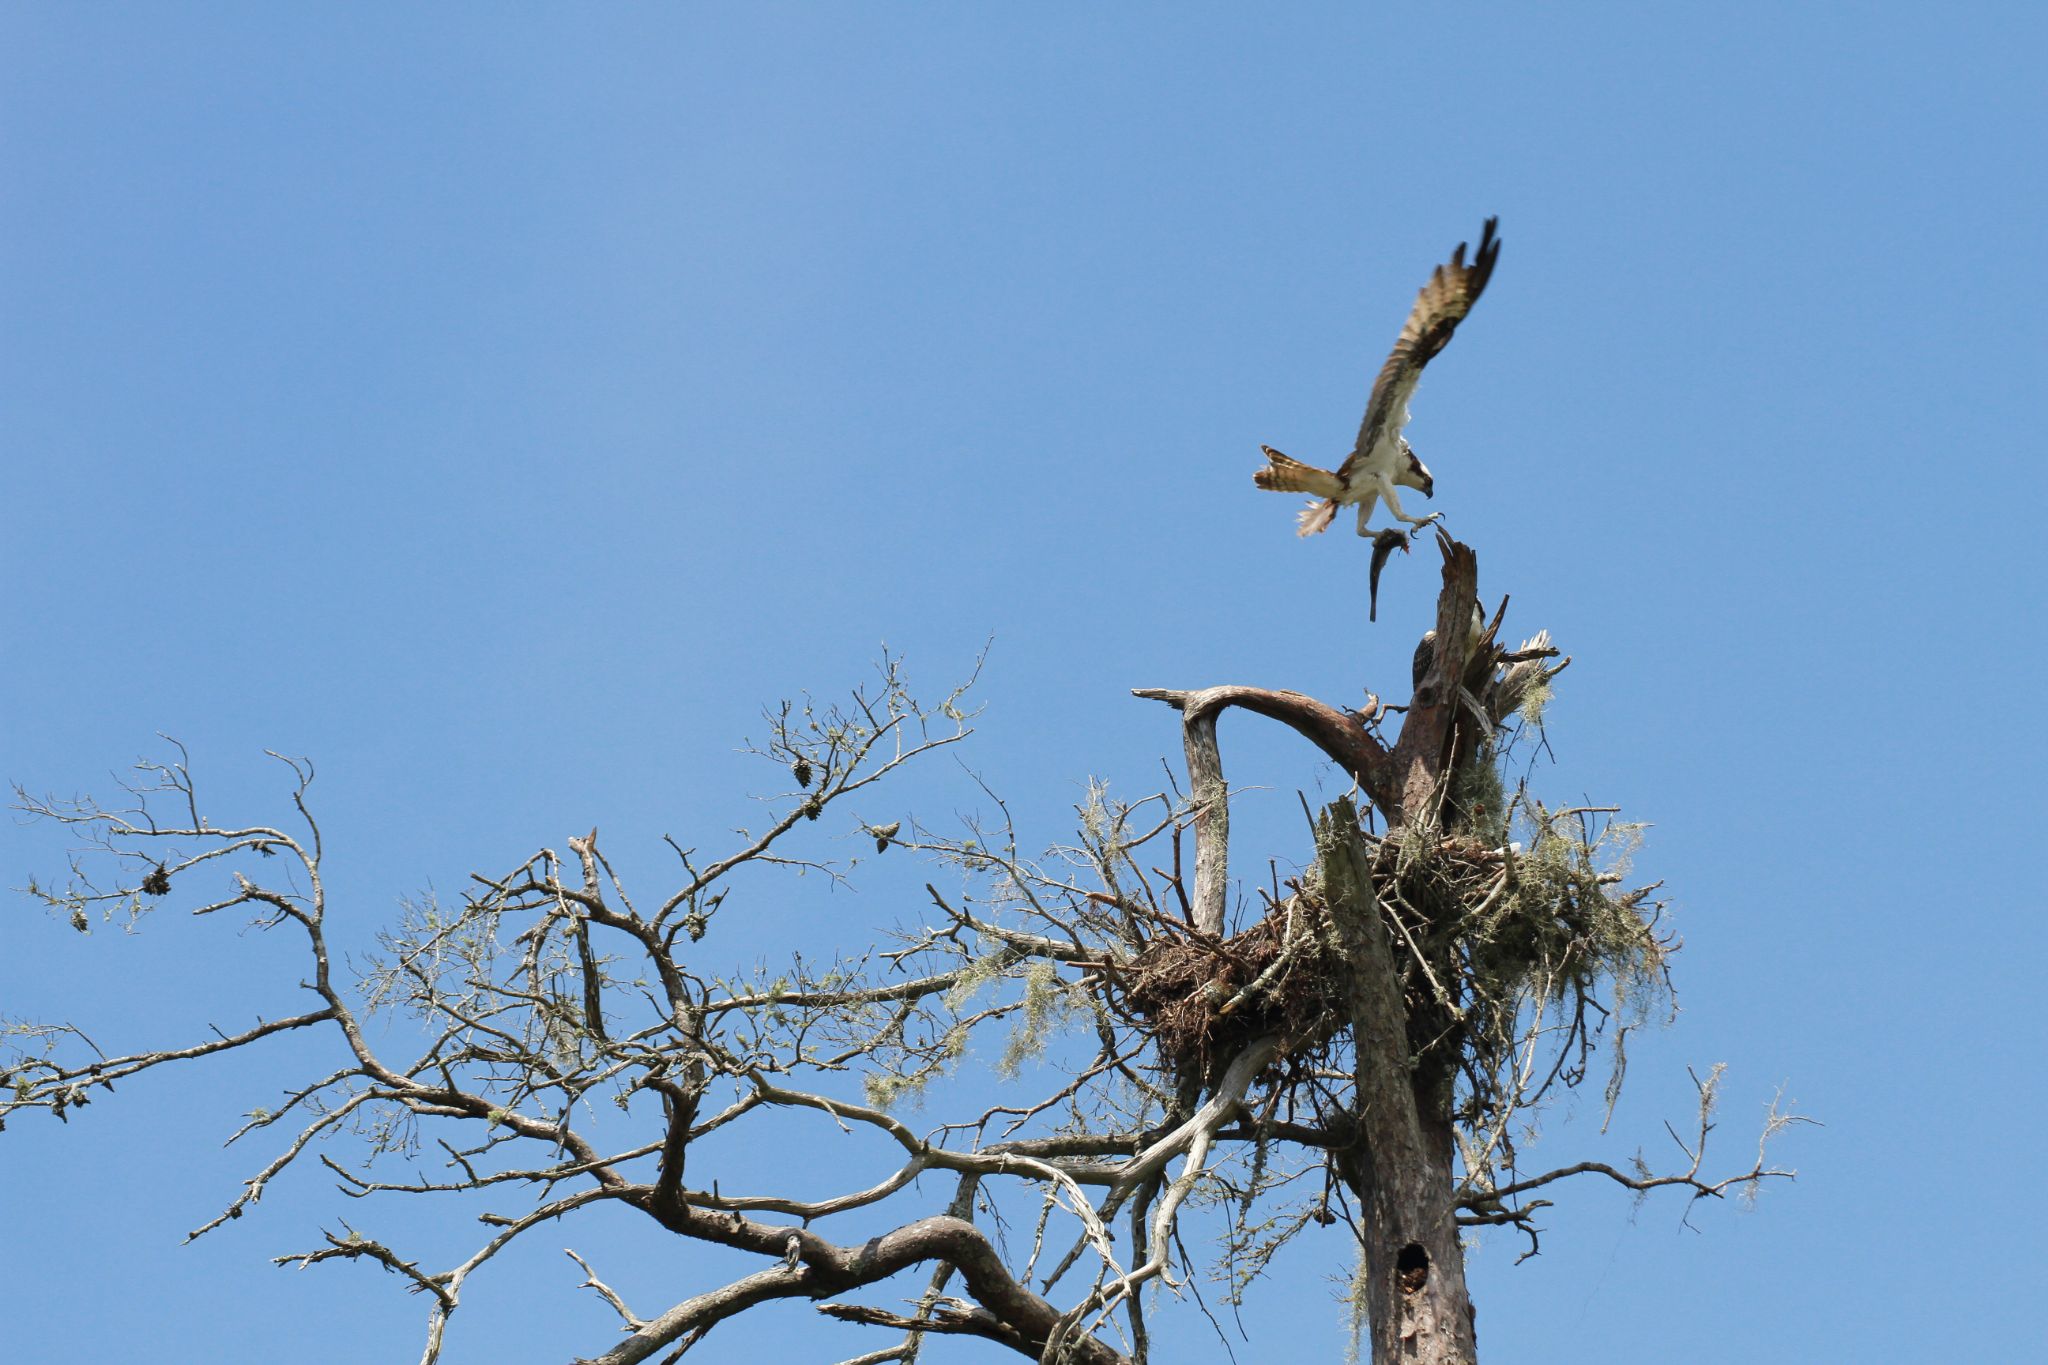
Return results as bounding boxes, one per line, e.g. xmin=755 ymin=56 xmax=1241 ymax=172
xmin=3 ymin=5 xmax=2042 ymax=1361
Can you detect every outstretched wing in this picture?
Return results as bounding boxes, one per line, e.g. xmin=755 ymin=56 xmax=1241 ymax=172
xmin=1337 ymin=217 xmax=1500 ymax=478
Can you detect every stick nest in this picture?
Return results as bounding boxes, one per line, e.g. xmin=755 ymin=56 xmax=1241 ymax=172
xmin=1116 ymin=906 xmax=1348 ymax=1084
xmin=1111 ymin=815 xmax=1666 ymax=1093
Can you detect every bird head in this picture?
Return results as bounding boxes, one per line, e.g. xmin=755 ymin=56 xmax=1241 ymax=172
xmin=1399 ymin=442 xmax=1434 ymax=497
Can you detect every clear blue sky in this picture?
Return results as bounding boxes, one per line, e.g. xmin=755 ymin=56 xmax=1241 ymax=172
xmin=3 ymin=5 xmax=2041 ymax=1361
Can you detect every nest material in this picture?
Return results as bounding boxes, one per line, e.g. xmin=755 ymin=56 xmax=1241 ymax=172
xmin=1112 ymin=809 xmax=1665 ymax=1096
xmin=1118 ymin=907 xmax=1348 ymax=1083
xmin=1411 ymin=826 xmax=1663 ymax=1008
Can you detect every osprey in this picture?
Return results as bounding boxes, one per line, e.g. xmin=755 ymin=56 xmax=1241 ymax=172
xmin=1413 ymin=596 xmax=1490 ymax=692
xmin=1255 ymin=218 xmax=1500 ymax=537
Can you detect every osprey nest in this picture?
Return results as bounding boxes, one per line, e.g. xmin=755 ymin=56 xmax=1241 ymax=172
xmin=1109 ymin=822 xmax=1668 ymax=1089
xmin=1117 ymin=902 xmax=1350 ymax=1086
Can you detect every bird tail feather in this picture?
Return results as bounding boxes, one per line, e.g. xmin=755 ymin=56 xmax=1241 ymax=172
xmin=1253 ymin=446 xmax=1344 ymax=496
xmin=1295 ymin=500 xmax=1338 ymax=536
xmin=1253 ymin=446 xmax=1343 ymax=536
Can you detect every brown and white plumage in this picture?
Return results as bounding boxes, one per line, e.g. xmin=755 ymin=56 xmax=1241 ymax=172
xmin=1255 ymin=218 xmax=1500 ymax=537
xmin=1412 ymin=597 xmax=1490 ymax=692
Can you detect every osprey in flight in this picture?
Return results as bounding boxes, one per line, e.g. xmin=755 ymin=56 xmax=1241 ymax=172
xmin=1255 ymin=217 xmax=1500 ymax=537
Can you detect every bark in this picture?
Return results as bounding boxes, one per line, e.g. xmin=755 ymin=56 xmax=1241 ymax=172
xmin=1134 ymin=531 xmax=1482 ymax=832
xmin=1387 ymin=534 xmax=1481 ymax=826
xmin=1319 ymin=798 xmax=1477 ymax=1365
xmin=606 ymin=1199 xmax=1128 ymax=1365
xmin=1135 ymin=535 xmax=1492 ymax=1364
xmin=1182 ymin=705 xmax=1229 ymax=935
xmin=1131 ymin=686 xmax=1399 ymax=826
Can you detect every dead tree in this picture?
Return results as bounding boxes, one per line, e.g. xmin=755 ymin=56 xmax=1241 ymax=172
xmin=1133 ymin=536 xmax=1515 ymax=1356
xmin=4 ymin=552 xmax=1798 ymax=1365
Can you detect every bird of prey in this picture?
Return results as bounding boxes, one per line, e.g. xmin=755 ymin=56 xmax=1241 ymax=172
xmin=1255 ymin=218 xmax=1500 ymax=537
xmin=1413 ymin=597 xmax=1490 ymax=693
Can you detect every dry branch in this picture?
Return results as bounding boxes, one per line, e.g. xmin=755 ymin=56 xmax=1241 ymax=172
xmin=4 ymin=622 xmax=1799 ymax=1365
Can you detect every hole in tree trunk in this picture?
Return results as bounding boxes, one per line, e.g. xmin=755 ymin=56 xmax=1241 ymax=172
xmin=1396 ymin=1242 xmax=1430 ymax=1294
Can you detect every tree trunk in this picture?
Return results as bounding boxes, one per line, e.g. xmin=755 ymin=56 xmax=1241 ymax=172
xmin=1319 ymin=798 xmax=1477 ymax=1365
xmin=1137 ymin=537 xmax=1493 ymax=1361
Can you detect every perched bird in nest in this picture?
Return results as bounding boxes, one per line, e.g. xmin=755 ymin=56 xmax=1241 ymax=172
xmin=1255 ymin=218 xmax=1500 ymax=541
xmin=1413 ymin=597 xmax=1490 ymax=692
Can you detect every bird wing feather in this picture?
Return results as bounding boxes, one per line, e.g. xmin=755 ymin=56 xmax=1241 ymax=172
xmin=1336 ymin=217 xmax=1500 ymax=481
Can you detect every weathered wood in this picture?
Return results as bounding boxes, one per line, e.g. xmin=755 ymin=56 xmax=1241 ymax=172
xmin=1130 ymin=686 xmax=1400 ymax=824
xmin=619 ymin=1200 xmax=1130 ymax=1365
xmin=1183 ymin=706 xmax=1229 ymax=935
xmin=1318 ymin=798 xmax=1477 ymax=1365
xmin=1133 ymin=538 xmax=1491 ymax=1363
xmin=1388 ymin=532 xmax=1482 ymax=828
xmin=1135 ymin=532 xmax=1481 ymax=836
